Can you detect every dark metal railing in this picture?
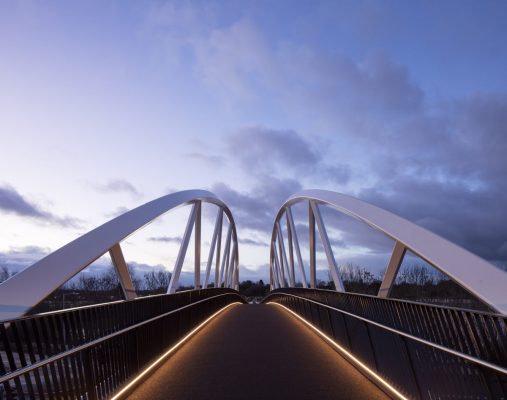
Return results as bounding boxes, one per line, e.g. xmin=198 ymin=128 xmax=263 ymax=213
xmin=0 ymin=288 xmax=244 ymax=399
xmin=264 ymin=289 xmax=507 ymax=400
xmin=270 ymin=288 xmax=507 ymax=367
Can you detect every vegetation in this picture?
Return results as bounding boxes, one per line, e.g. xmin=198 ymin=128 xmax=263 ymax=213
xmin=0 ymin=266 xmax=16 ymax=283
xmin=0 ymin=262 xmax=493 ymax=313
xmin=238 ymin=280 xmax=270 ymax=299
xmin=314 ymin=263 xmax=491 ymax=311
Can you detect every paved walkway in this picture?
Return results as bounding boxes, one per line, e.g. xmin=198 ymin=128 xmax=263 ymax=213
xmin=127 ymin=304 xmax=391 ymax=399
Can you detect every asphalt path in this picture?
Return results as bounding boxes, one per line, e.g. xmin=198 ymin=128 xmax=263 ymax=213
xmin=126 ymin=303 xmax=391 ymax=399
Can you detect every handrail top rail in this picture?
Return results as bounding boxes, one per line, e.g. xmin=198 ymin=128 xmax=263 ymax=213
xmin=265 ymin=291 xmax=507 ymax=375
xmin=9 ymin=288 xmax=236 ymax=323
xmin=271 ymin=287 xmax=501 ymax=317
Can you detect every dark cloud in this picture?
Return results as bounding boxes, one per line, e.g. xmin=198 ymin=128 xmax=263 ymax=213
xmin=125 ymin=261 xmax=168 ymax=275
xmin=317 ymin=206 xmax=395 ymax=255
xmin=227 ymin=127 xmax=350 ymax=185
xmin=217 ymin=92 xmax=507 ymax=271
xmin=279 ymin=51 xmax=424 ymax=129
xmin=342 ymin=91 xmax=507 ymax=268
xmin=239 ymin=238 xmax=269 ymax=247
xmin=0 ymin=246 xmax=51 ymax=272
xmin=0 ymin=185 xmax=81 ymax=228
xmin=148 ymin=236 xmax=182 ymax=244
xmin=359 ymin=178 xmax=507 ymax=268
xmin=211 ymin=176 xmax=302 ymax=233
xmin=96 ymin=179 xmax=141 ymax=198
xmin=151 ymin=9 xmax=507 ymax=270
xmin=0 ymin=185 xmax=45 ymax=218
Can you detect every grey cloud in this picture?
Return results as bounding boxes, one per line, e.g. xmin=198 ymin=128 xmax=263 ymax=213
xmin=0 ymin=246 xmax=51 ymax=273
xmin=290 ymin=216 xmax=392 ymax=262
xmin=211 ymin=176 xmax=302 ymax=233
xmin=150 ymin=10 xmax=423 ymax=120
xmin=227 ymin=127 xmax=350 ymax=185
xmin=228 ymin=127 xmax=318 ymax=172
xmin=278 ymin=50 xmax=424 ymax=129
xmin=126 ymin=261 xmax=168 ymax=275
xmin=239 ymin=238 xmax=269 ymax=247
xmin=359 ymin=179 xmax=507 ymax=268
xmin=0 ymin=185 xmax=45 ymax=218
xmin=149 ymin=7 xmax=507 ymax=270
xmin=96 ymin=179 xmax=141 ymax=198
xmin=148 ymin=236 xmax=182 ymax=244
xmin=0 ymin=185 xmax=81 ymax=228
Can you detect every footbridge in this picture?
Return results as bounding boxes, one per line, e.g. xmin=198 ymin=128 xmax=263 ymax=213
xmin=0 ymin=190 xmax=506 ymax=399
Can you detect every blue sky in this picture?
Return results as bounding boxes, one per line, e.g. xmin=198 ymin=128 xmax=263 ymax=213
xmin=1 ymin=1 xmax=507 ymax=284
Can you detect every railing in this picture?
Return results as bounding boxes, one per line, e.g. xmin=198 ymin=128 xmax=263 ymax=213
xmin=0 ymin=288 xmax=245 ymax=399
xmin=269 ymin=190 xmax=507 ymax=314
xmin=0 ymin=190 xmax=240 ymax=321
xmin=265 ymin=290 xmax=507 ymax=400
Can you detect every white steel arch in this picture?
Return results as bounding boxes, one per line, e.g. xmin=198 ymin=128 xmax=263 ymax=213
xmin=270 ymin=189 xmax=507 ymax=315
xmin=0 ymin=190 xmax=240 ymax=321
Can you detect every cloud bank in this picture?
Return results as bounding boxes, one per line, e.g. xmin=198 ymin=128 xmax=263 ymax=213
xmin=0 ymin=185 xmax=81 ymax=228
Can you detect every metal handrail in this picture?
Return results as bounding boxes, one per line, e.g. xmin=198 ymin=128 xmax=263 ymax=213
xmin=280 ymin=287 xmax=503 ymax=317
xmin=0 ymin=292 xmax=244 ymax=384
xmin=17 ymin=288 xmax=234 ymax=322
xmin=264 ymin=291 xmax=507 ymax=375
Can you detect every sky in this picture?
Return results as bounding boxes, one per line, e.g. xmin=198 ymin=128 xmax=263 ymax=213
xmin=1 ymin=0 xmax=507 ymax=286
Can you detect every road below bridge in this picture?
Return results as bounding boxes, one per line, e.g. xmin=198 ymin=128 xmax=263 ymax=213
xmin=126 ymin=303 xmax=391 ymax=399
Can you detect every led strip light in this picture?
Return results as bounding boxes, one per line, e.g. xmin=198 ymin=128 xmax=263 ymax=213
xmin=269 ymin=302 xmax=408 ymax=400
xmin=111 ymin=302 xmax=242 ymax=399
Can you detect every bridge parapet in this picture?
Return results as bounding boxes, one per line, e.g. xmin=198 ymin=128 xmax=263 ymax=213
xmin=264 ymin=290 xmax=507 ymax=399
xmin=0 ymin=288 xmax=245 ymax=399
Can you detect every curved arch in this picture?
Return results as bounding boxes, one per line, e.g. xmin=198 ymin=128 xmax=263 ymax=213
xmin=270 ymin=189 xmax=507 ymax=314
xmin=0 ymin=190 xmax=239 ymax=320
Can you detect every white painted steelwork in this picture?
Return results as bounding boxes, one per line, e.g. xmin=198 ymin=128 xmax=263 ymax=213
xmin=270 ymin=189 xmax=507 ymax=314
xmin=0 ymin=190 xmax=239 ymax=320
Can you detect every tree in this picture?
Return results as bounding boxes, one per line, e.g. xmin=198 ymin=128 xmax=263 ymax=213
xmin=143 ymin=270 xmax=171 ymax=291
xmin=98 ymin=268 xmax=120 ymax=291
xmin=128 ymin=264 xmax=143 ymax=291
xmin=0 ymin=266 xmax=14 ymax=283
xmin=76 ymin=274 xmax=100 ymax=291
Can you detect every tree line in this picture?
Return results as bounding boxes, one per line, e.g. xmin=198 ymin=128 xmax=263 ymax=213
xmin=1 ymin=263 xmax=491 ymax=312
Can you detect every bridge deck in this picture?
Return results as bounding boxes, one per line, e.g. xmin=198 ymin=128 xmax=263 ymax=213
xmin=126 ymin=303 xmax=390 ymax=399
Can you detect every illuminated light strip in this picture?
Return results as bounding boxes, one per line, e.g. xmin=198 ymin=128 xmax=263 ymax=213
xmin=111 ymin=302 xmax=242 ymax=400
xmin=269 ymin=302 xmax=408 ymax=400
